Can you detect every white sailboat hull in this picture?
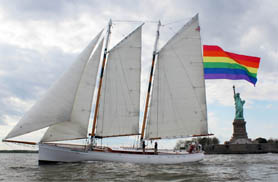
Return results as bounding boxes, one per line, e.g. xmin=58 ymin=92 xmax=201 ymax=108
xmin=39 ymin=144 xmax=204 ymax=164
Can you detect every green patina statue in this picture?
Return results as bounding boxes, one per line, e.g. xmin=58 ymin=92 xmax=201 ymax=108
xmin=233 ymin=85 xmax=245 ymax=119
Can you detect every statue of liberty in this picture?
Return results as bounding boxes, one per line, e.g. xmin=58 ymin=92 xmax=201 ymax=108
xmin=233 ymin=85 xmax=245 ymax=119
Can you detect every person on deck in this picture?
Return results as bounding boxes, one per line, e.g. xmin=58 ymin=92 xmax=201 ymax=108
xmin=189 ymin=143 xmax=195 ymax=153
xmin=154 ymin=142 xmax=158 ymax=154
xmin=142 ymin=141 xmax=146 ymax=153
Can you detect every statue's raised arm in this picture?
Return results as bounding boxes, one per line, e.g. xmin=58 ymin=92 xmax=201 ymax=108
xmin=233 ymin=85 xmax=236 ymax=97
xmin=233 ymin=86 xmax=245 ymax=119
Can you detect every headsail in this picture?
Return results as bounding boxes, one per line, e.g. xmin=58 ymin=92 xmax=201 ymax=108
xmin=41 ymin=38 xmax=104 ymax=142
xmin=96 ymin=25 xmax=143 ymax=137
xmin=145 ymin=15 xmax=208 ymax=139
xmin=5 ymin=30 xmax=103 ymax=140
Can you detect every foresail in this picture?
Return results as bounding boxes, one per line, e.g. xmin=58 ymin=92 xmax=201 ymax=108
xmin=96 ymin=25 xmax=142 ymax=137
xmin=145 ymin=14 xmax=208 ymax=139
xmin=41 ymin=38 xmax=104 ymax=142
xmin=5 ymin=30 xmax=103 ymax=140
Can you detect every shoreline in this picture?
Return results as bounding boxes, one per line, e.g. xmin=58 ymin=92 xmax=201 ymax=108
xmin=0 ymin=150 xmax=38 ymax=153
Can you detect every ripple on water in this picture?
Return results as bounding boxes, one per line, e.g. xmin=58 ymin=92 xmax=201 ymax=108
xmin=0 ymin=153 xmax=278 ymax=181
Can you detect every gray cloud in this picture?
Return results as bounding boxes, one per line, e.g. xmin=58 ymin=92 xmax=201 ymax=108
xmin=194 ymin=0 xmax=278 ymax=73
xmin=0 ymin=0 xmax=277 ymax=140
xmin=0 ymin=42 xmax=74 ymax=125
xmin=0 ymin=0 xmax=82 ymax=21
xmin=0 ymin=0 xmax=152 ymax=22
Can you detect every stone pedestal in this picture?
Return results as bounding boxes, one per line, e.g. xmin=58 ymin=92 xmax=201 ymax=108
xmin=230 ymin=119 xmax=252 ymax=144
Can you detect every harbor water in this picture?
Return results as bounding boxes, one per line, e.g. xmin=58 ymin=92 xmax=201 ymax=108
xmin=0 ymin=153 xmax=278 ymax=181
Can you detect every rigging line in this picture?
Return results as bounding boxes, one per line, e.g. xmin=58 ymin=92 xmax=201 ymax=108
xmin=113 ymin=19 xmax=190 ymax=25
xmin=168 ymin=42 xmax=207 ymax=121
xmin=113 ymin=20 xmax=158 ymax=23
xmin=161 ymin=18 xmax=191 ymax=26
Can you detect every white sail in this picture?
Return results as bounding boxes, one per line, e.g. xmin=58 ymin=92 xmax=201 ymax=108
xmin=5 ymin=30 xmax=103 ymax=140
xmin=41 ymin=38 xmax=104 ymax=142
xmin=96 ymin=25 xmax=142 ymax=137
xmin=145 ymin=15 xmax=208 ymax=139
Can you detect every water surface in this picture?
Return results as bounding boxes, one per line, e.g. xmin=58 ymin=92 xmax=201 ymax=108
xmin=1 ymin=153 xmax=278 ymax=181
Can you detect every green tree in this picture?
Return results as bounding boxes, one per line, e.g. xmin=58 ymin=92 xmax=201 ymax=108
xmin=175 ymin=137 xmax=220 ymax=150
xmin=212 ymin=137 xmax=220 ymax=145
xmin=267 ymin=138 xmax=278 ymax=144
xmin=255 ymin=137 xmax=267 ymax=143
xmin=197 ymin=137 xmax=219 ymax=146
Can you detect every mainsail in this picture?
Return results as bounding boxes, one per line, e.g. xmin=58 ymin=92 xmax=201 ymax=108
xmin=41 ymin=38 xmax=104 ymax=142
xmin=5 ymin=30 xmax=103 ymax=140
xmin=145 ymin=15 xmax=208 ymax=139
xmin=96 ymin=25 xmax=142 ymax=137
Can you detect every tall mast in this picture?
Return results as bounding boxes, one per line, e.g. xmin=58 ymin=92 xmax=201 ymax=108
xmin=140 ymin=21 xmax=161 ymax=140
xmin=91 ymin=19 xmax=112 ymax=137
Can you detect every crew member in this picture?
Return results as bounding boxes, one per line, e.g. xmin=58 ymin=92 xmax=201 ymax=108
xmin=154 ymin=142 xmax=158 ymax=154
xmin=142 ymin=141 xmax=146 ymax=153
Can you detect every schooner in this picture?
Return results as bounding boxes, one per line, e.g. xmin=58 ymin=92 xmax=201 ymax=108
xmin=3 ymin=14 xmax=209 ymax=164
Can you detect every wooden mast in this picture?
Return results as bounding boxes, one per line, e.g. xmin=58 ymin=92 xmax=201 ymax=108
xmin=140 ymin=21 xmax=161 ymax=140
xmin=91 ymin=19 xmax=112 ymax=138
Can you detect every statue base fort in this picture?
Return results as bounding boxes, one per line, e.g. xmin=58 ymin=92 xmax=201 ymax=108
xmin=229 ymin=119 xmax=252 ymax=144
xmin=203 ymin=118 xmax=278 ymax=154
xmin=203 ymin=87 xmax=278 ymax=154
xmin=204 ymin=143 xmax=278 ymax=154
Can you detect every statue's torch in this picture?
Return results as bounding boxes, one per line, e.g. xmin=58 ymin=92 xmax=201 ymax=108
xmin=233 ymin=85 xmax=236 ymax=97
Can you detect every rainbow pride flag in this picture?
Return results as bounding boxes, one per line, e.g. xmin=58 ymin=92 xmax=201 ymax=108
xmin=203 ymin=45 xmax=260 ymax=85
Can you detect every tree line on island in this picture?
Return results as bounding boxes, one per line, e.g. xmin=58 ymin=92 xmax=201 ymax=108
xmin=175 ymin=137 xmax=220 ymax=150
xmin=175 ymin=137 xmax=278 ymax=150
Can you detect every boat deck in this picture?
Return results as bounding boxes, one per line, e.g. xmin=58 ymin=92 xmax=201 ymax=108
xmin=45 ymin=143 xmax=197 ymax=155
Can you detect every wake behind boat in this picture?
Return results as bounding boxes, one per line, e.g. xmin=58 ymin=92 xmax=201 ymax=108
xmin=3 ymin=14 xmax=209 ymax=164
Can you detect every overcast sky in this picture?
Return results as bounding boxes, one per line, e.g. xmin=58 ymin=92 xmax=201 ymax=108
xmin=0 ymin=0 xmax=277 ymax=149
